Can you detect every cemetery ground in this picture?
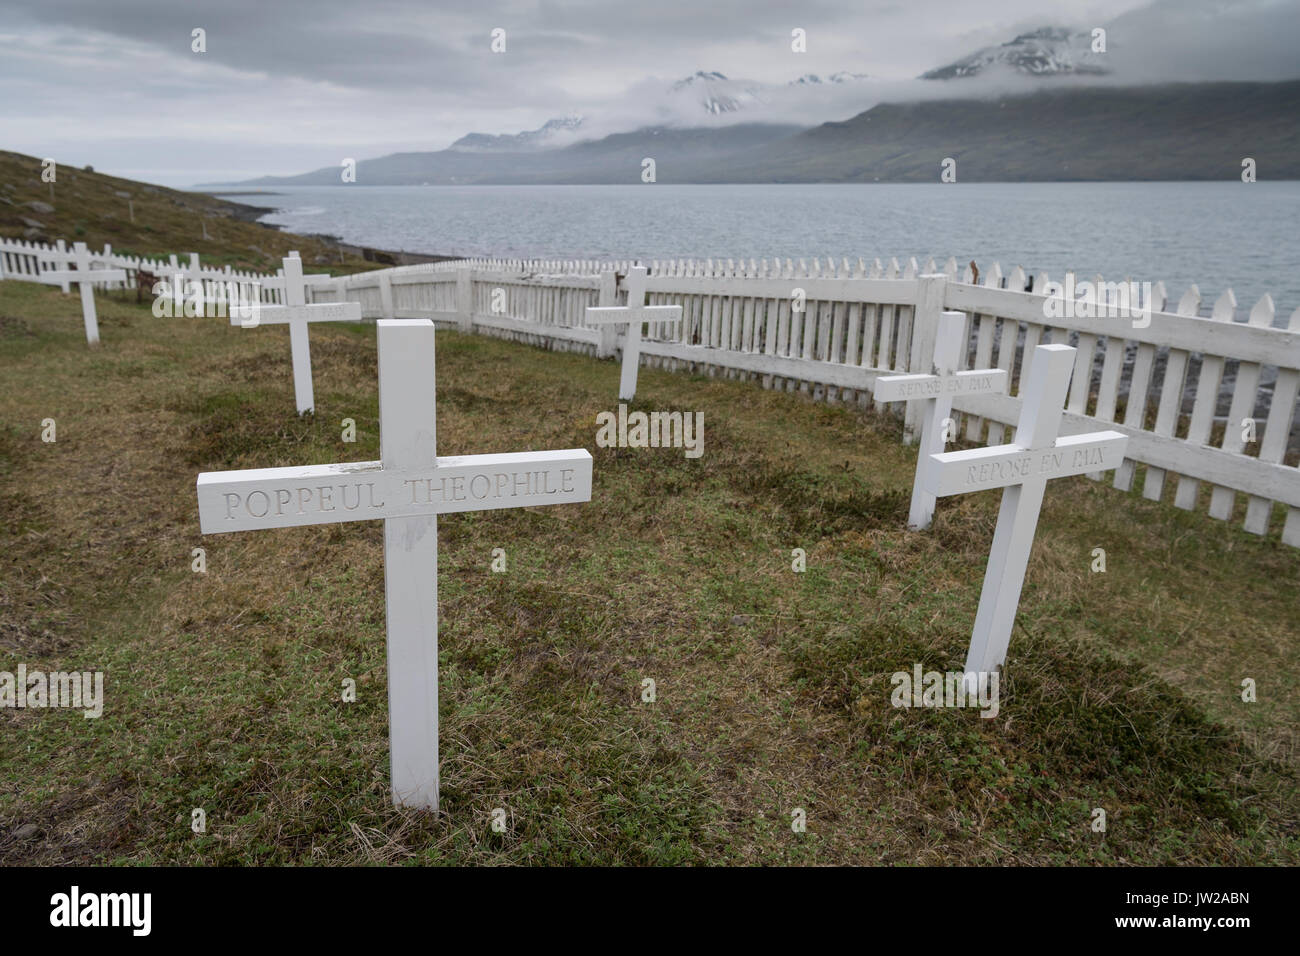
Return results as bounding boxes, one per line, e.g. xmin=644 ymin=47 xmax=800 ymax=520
xmin=1 ymin=280 xmax=1297 ymax=866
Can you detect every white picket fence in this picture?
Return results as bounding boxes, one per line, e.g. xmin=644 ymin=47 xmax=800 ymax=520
xmin=0 ymin=237 xmax=288 ymax=304
xmin=332 ymin=255 xmax=1300 ymax=548
xmin=5 ymin=234 xmax=1297 ymax=547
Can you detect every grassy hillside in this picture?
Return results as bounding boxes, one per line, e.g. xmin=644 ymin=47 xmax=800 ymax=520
xmin=0 ymin=150 xmax=392 ymax=275
xmin=0 ymin=281 xmax=1297 ymax=865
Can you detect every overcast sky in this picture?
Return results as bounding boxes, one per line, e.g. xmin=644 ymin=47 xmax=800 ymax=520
xmin=1 ymin=0 xmax=1297 ymax=185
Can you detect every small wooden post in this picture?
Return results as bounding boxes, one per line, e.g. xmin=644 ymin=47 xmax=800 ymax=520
xmin=596 ymin=270 xmax=618 ymax=359
xmin=456 ymin=267 xmax=473 ymax=333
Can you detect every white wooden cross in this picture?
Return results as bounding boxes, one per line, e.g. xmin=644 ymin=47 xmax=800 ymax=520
xmin=233 ymin=252 xmax=360 ymax=414
xmin=196 ymin=319 xmax=593 ymax=810
xmin=37 ymin=241 xmax=127 ymax=346
xmin=874 ymin=310 xmax=1008 ymax=530
xmin=261 ymin=253 xmax=335 ymax=306
xmin=37 ymin=240 xmax=74 ymax=292
xmin=584 ymin=266 xmax=682 ymax=401
xmin=922 ymin=344 xmax=1128 ymax=688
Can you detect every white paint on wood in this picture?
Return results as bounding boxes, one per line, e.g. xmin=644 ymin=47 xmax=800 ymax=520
xmin=585 ymin=266 xmax=683 ymax=401
xmin=36 ymin=242 xmax=126 ymax=345
xmin=922 ymin=344 xmax=1128 ymax=679
xmin=196 ymin=319 xmax=593 ymax=809
xmin=875 ymin=307 xmax=1008 ymax=529
xmin=234 ymin=253 xmax=362 ymax=414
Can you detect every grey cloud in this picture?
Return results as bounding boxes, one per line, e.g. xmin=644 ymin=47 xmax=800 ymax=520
xmin=1 ymin=0 xmax=1296 ymax=185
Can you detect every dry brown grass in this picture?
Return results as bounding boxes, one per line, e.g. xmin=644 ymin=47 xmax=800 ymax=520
xmin=0 ymin=278 xmax=1296 ymax=865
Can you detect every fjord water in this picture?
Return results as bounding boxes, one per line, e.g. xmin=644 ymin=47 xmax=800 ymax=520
xmin=245 ymin=182 xmax=1300 ymax=317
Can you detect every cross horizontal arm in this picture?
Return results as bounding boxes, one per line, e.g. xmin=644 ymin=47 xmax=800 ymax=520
xmin=873 ymin=368 xmax=1008 ymax=403
xmin=39 ymin=268 xmax=127 ymax=284
xmin=585 ymin=305 xmax=683 ymax=327
xmin=923 ymin=431 xmax=1128 ymax=497
xmin=198 ymin=449 xmax=593 ymax=533
xmin=231 ymin=302 xmax=362 ymax=326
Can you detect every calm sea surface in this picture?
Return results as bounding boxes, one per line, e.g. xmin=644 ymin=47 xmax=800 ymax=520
xmin=229 ymin=182 xmax=1300 ymax=319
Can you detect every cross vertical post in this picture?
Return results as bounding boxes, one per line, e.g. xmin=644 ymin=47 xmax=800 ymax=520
xmin=233 ymin=252 xmax=361 ymax=415
xmin=875 ymin=310 xmax=1008 ymax=529
xmin=922 ymin=344 xmax=1128 ymax=686
xmin=73 ymin=243 xmax=99 ymax=345
xmin=585 ymin=266 xmax=682 ymax=402
xmin=377 ymin=319 xmax=440 ymax=808
xmin=283 ymin=254 xmax=315 ymax=414
xmin=36 ymin=241 xmax=126 ymax=346
xmin=196 ymin=320 xmax=593 ymax=809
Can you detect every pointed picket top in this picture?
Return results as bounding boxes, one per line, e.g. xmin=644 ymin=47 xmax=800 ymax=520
xmin=1151 ymin=281 xmax=1168 ymax=313
xmin=854 ymin=257 xmax=866 ymax=277
xmin=922 ymin=257 xmax=937 ymax=274
xmin=943 ymin=257 xmax=959 ymax=278
xmin=903 ymin=258 xmax=917 ymax=279
xmin=1088 ymin=273 xmax=1105 ymax=311
xmin=1212 ymin=289 xmax=1237 ymax=322
xmin=1248 ymin=293 xmax=1274 ymax=328
xmin=886 ymin=256 xmax=900 ymax=278
xmin=984 ymin=261 xmax=1003 ymax=288
xmin=961 ymin=262 xmax=975 ymax=284
xmin=1176 ymin=285 xmax=1202 ymax=317
xmin=1032 ymin=271 xmax=1052 ymax=295
xmin=1008 ymin=265 xmax=1026 ymax=292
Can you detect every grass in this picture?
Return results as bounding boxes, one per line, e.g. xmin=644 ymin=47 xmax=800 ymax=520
xmin=1 ymin=150 xmax=389 ymax=275
xmin=0 ymin=279 xmax=1297 ymax=865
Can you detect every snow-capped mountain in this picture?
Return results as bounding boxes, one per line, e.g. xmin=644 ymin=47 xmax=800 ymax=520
xmin=921 ymin=27 xmax=1111 ymax=80
xmin=788 ymin=72 xmax=871 ymax=86
xmin=449 ymin=116 xmax=585 ymax=152
xmin=667 ymin=71 xmax=768 ymax=115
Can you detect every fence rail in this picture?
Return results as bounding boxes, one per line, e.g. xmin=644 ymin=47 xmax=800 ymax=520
xmin=337 ymin=256 xmax=1300 ymax=548
xmin=5 ymin=236 xmax=1298 ymax=546
xmin=0 ymin=238 xmax=288 ymax=304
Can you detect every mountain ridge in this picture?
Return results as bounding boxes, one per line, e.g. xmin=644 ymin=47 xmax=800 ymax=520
xmin=209 ymin=80 xmax=1300 ymax=186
